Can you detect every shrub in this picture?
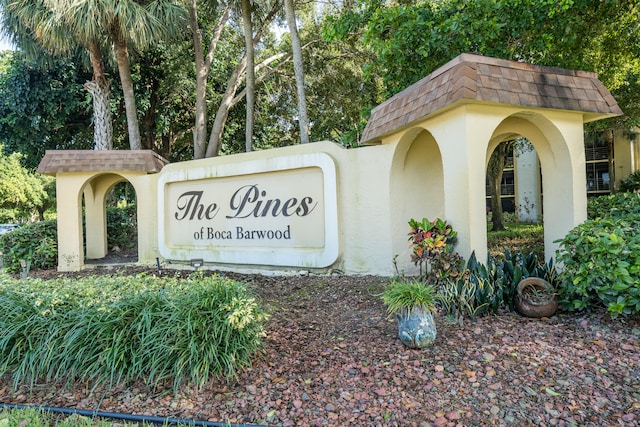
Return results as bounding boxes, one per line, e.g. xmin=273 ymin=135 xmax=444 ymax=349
xmin=619 ymin=171 xmax=640 ymax=193
xmin=408 ymin=217 xmax=464 ymax=281
xmin=587 ymin=192 xmax=640 ymax=220
xmin=0 ymin=220 xmax=57 ymax=273
xmin=0 ymin=272 xmax=269 ymax=389
xmin=106 ymin=204 xmax=137 ymax=250
xmin=556 ymin=216 xmax=640 ymax=316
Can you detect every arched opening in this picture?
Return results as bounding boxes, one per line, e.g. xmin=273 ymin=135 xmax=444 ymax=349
xmin=486 ymin=138 xmax=544 ymax=260
xmin=390 ymin=129 xmax=445 ymax=271
xmin=82 ymin=174 xmax=139 ymax=265
xmin=486 ymin=113 xmax=579 ymax=262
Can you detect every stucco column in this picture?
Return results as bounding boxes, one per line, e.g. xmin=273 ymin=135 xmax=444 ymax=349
xmin=129 ymin=173 xmax=160 ymax=264
xmin=84 ymin=183 xmax=108 ymax=259
xmin=55 ymin=175 xmax=84 ymax=271
xmin=431 ymin=109 xmax=491 ymax=263
xmin=539 ymin=117 xmax=588 ymax=261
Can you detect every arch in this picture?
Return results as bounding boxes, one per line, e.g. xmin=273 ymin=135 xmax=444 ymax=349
xmin=390 ymin=128 xmax=445 ymax=270
xmin=487 ymin=112 xmax=586 ymax=260
xmin=81 ymin=173 xmax=131 ymax=261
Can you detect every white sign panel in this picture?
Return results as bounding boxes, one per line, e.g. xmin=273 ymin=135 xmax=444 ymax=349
xmin=158 ymin=153 xmax=338 ymax=267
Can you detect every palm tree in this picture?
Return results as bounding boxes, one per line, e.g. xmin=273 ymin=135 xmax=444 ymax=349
xmin=0 ymin=0 xmax=113 ymax=150
xmin=56 ymin=0 xmax=187 ymax=150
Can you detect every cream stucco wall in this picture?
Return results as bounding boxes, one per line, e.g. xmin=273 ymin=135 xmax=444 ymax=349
xmin=52 ymin=102 xmax=594 ymax=276
xmin=55 ymin=171 xmax=160 ymax=272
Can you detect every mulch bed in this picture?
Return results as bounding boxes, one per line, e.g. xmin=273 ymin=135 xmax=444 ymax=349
xmin=1 ymin=266 xmax=639 ymax=426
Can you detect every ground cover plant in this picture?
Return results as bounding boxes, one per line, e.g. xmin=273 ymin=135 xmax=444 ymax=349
xmin=0 ymin=272 xmax=268 ymax=390
xmin=1 ymin=269 xmax=638 ymax=426
xmin=0 ymin=406 xmax=157 ymax=426
xmin=487 ymin=219 xmax=544 ymax=261
xmin=0 ymin=198 xmax=638 ymax=425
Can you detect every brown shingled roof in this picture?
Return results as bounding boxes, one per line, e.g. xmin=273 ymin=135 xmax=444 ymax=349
xmin=361 ymin=53 xmax=623 ymax=145
xmin=37 ymin=150 xmax=169 ymax=175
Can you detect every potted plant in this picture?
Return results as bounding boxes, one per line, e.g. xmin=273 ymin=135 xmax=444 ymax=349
xmin=382 ymin=278 xmax=438 ymax=348
xmin=514 ymin=277 xmax=558 ymax=318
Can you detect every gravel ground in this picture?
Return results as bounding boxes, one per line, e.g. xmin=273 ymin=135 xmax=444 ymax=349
xmin=1 ymin=267 xmax=639 ymax=426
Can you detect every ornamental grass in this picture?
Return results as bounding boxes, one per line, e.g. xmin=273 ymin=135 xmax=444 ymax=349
xmin=0 ymin=272 xmax=268 ymax=390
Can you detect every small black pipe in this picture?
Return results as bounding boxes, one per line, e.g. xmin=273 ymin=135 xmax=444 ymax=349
xmin=0 ymin=403 xmax=268 ymax=427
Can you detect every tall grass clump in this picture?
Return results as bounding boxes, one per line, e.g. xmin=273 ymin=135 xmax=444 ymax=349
xmin=0 ymin=272 xmax=268 ymax=390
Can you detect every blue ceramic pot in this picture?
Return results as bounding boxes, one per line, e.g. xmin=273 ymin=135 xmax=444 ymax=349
xmin=396 ymin=306 xmax=436 ymax=348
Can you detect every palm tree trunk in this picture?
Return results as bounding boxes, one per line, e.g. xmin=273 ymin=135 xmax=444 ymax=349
xmin=284 ymin=0 xmax=309 ymax=144
xmin=241 ymin=0 xmax=254 ymax=153
xmin=113 ymin=32 xmax=142 ymax=150
xmin=85 ymin=41 xmax=112 ymax=150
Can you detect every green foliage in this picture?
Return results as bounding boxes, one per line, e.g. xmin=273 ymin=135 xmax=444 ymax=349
xmin=106 ymin=204 xmax=137 ymax=250
xmin=619 ymin=171 xmax=640 ymax=193
xmin=0 ymin=272 xmax=269 ymax=389
xmin=587 ymin=192 xmax=640 ymax=220
xmin=439 ymin=252 xmax=502 ymax=320
xmin=0 ymin=148 xmax=54 ymax=222
xmin=326 ymin=0 xmax=640 ymax=115
xmin=438 ymin=250 xmax=556 ymax=321
xmin=0 ymin=220 xmax=57 ymax=273
xmin=487 ymin=221 xmax=545 ymax=261
xmin=556 ymin=216 xmax=640 ymax=316
xmin=0 ymin=53 xmax=93 ymax=169
xmin=408 ymin=217 xmax=462 ymax=279
xmin=0 ymin=407 xmax=155 ymax=426
xmin=382 ymin=278 xmax=437 ymax=318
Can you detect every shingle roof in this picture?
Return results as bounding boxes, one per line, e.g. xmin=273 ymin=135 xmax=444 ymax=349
xmin=361 ymin=53 xmax=623 ymax=144
xmin=37 ymin=150 xmax=169 ymax=175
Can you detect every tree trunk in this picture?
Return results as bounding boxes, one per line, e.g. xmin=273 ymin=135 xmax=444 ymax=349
xmin=85 ymin=41 xmax=112 ymax=150
xmin=241 ymin=0 xmax=255 ymax=152
xmin=113 ymin=32 xmax=142 ymax=150
xmin=190 ymin=0 xmax=207 ymax=159
xmin=284 ymin=0 xmax=309 ymax=144
xmin=203 ymin=1 xmax=281 ymax=158
xmin=205 ymin=56 xmax=247 ymax=157
xmin=488 ymin=143 xmax=508 ymax=231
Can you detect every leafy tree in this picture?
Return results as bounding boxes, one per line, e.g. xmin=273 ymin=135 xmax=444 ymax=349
xmin=0 ymin=148 xmax=54 ymax=222
xmin=350 ymin=0 xmax=639 ymax=99
xmin=326 ymin=0 xmax=640 ymax=230
xmin=487 ymin=142 xmax=510 ymax=231
xmin=0 ymin=51 xmax=93 ymax=169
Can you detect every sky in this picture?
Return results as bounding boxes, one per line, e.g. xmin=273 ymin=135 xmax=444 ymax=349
xmin=0 ymin=36 xmax=13 ymax=51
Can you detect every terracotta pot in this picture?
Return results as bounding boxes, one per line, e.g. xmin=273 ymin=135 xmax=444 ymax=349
xmin=514 ymin=277 xmax=558 ymax=318
xmin=396 ymin=306 xmax=436 ymax=348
